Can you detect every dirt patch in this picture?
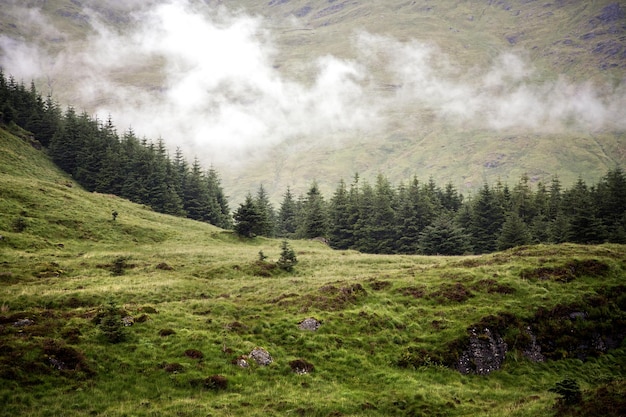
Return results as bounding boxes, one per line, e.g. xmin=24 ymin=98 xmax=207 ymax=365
xmin=194 ymin=374 xmax=228 ymax=390
xmin=43 ymin=339 xmax=93 ymax=375
xmin=300 ymin=283 xmax=368 ymax=311
xmin=184 ymin=349 xmax=204 ymax=359
xmin=368 ymin=280 xmax=392 ymax=291
xmin=158 ymin=328 xmax=176 ymax=337
xmin=398 ymin=285 xmax=426 ymax=298
xmin=289 ymin=359 xmax=314 ymax=374
xmin=520 ymin=259 xmax=610 ymax=282
xmin=162 ymin=362 xmax=185 ymax=373
xmin=429 ymin=282 xmax=473 ymax=303
xmin=156 ymin=262 xmax=173 ymax=270
xmin=472 ymin=279 xmax=516 ymax=294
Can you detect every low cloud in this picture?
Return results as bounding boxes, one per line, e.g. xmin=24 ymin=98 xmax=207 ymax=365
xmin=1 ymin=0 xmax=624 ymax=170
xmin=357 ymin=33 xmax=626 ymax=132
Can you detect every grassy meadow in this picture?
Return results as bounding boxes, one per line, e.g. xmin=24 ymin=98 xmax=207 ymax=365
xmin=1 ymin=126 xmax=625 ymax=416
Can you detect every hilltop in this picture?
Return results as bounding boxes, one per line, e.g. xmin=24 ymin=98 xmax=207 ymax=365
xmin=2 ymin=123 xmax=626 ymax=415
xmin=0 ymin=0 xmax=624 ymax=202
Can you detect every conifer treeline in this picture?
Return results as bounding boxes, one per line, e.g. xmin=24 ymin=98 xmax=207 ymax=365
xmin=239 ymin=170 xmax=626 ymax=254
xmin=2 ymin=70 xmax=626 ymax=255
xmin=0 ymin=70 xmax=231 ymax=229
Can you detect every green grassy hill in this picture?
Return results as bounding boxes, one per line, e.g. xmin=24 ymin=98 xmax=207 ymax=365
xmin=2 ymin=126 xmax=626 ymax=416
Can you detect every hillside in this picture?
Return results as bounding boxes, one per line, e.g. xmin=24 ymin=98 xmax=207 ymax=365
xmin=0 ymin=0 xmax=624 ymax=202
xmin=2 ymin=126 xmax=626 ymax=416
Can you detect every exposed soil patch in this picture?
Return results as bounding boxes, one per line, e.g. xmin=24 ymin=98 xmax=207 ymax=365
xmin=191 ymin=374 xmax=228 ymax=390
xmin=472 ymin=279 xmax=516 ymax=294
xmin=398 ymin=285 xmax=426 ymax=298
xmin=429 ymin=282 xmax=473 ymax=303
xmin=184 ymin=349 xmax=204 ymax=359
xmin=155 ymin=262 xmax=173 ymax=270
xmin=43 ymin=339 xmax=93 ymax=375
xmin=289 ymin=359 xmax=314 ymax=374
xmin=158 ymin=328 xmax=176 ymax=337
xmin=162 ymin=362 xmax=184 ymax=373
xmin=520 ymin=259 xmax=610 ymax=282
xmin=300 ymin=282 xmax=368 ymax=311
xmin=368 ymin=280 xmax=392 ymax=291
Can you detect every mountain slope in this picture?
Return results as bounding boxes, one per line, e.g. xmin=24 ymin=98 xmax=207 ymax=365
xmin=2 ymin=123 xmax=626 ymax=416
xmin=0 ymin=0 xmax=624 ymax=202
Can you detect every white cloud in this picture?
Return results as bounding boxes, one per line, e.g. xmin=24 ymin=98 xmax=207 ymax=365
xmin=1 ymin=0 xmax=624 ymax=171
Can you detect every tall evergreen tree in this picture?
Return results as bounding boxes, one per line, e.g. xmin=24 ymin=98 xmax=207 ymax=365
xmin=183 ymin=158 xmax=211 ymax=222
xmin=233 ymin=194 xmax=263 ymax=237
xmin=298 ymin=182 xmax=328 ymax=239
xmin=469 ymin=184 xmax=504 ymax=253
xmin=596 ymin=168 xmax=626 ymax=243
xmin=254 ymin=184 xmax=276 ymax=237
xmin=563 ymin=178 xmax=606 ymax=244
xmin=369 ymin=174 xmax=398 ymax=253
xmin=353 ymin=181 xmax=376 ymax=252
xmin=418 ymin=213 xmax=473 ymax=255
xmin=395 ymin=177 xmax=436 ymax=254
xmin=205 ymin=167 xmax=231 ymax=229
xmin=497 ymin=211 xmax=532 ymax=250
xmin=328 ymin=179 xmax=354 ymax=249
xmin=277 ymin=187 xmax=298 ymax=238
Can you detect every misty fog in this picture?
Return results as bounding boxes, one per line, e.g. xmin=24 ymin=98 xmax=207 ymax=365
xmin=1 ymin=0 xmax=625 ymax=173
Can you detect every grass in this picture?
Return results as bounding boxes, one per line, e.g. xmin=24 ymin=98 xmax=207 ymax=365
xmin=1 ymin=127 xmax=625 ymax=416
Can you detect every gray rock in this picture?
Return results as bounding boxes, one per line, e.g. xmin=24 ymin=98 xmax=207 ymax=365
xmin=298 ymin=317 xmax=321 ymax=331
xmin=249 ymin=347 xmax=273 ymax=366
xmin=13 ymin=318 xmax=34 ymax=327
xmin=456 ymin=327 xmax=507 ymax=375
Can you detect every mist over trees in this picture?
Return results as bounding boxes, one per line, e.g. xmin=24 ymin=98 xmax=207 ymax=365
xmin=2 ymin=69 xmax=626 ymax=255
xmin=0 ymin=69 xmax=231 ymax=228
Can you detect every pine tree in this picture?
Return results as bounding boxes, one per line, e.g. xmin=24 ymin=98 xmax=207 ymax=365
xmin=234 ymin=194 xmax=263 ymax=237
xmin=328 ymin=179 xmax=354 ymax=249
xmin=277 ymin=187 xmax=298 ymax=238
xmin=369 ymin=174 xmax=397 ymax=253
xmin=469 ymin=184 xmax=504 ymax=253
xmin=277 ymin=240 xmax=298 ymax=272
xmin=205 ymin=167 xmax=232 ymax=229
xmin=298 ymin=182 xmax=328 ymax=239
xmin=563 ymin=178 xmax=606 ymax=244
xmin=183 ymin=158 xmax=211 ymax=221
xmin=596 ymin=168 xmax=626 ymax=243
xmin=395 ymin=177 xmax=436 ymax=254
xmin=418 ymin=213 xmax=472 ymax=255
xmin=353 ymin=181 xmax=376 ymax=252
xmin=497 ymin=211 xmax=532 ymax=250
xmin=254 ymin=184 xmax=276 ymax=237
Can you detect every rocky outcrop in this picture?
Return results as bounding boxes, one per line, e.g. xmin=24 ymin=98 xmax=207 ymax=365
xmin=456 ymin=327 xmax=507 ymax=375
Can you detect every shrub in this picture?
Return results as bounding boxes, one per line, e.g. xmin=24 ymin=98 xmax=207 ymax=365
xmin=111 ymin=256 xmax=130 ymax=276
xmin=277 ymin=240 xmax=297 ymax=272
xmin=549 ymin=379 xmax=582 ymax=405
xmin=11 ymin=216 xmax=28 ymax=232
xmin=96 ymin=301 xmax=128 ymax=343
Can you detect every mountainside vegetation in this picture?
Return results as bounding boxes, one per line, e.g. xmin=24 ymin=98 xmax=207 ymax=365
xmin=3 ymin=70 xmax=626 ymax=257
xmin=1 ymin=98 xmax=626 ymax=416
xmin=1 ymin=0 xmax=624 ymax=202
xmin=1 ymin=2 xmax=625 ymax=415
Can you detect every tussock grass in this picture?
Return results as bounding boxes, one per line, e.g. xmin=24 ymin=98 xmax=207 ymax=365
xmin=1 ymin=128 xmax=625 ymax=416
